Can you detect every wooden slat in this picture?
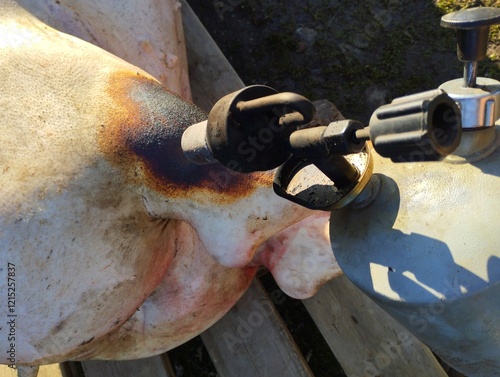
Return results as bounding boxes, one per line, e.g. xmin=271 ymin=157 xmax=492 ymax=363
xmin=303 ymin=275 xmax=448 ymax=377
xmin=0 ymin=364 xmax=63 ymax=377
xmin=201 ymin=279 xmax=313 ymax=377
xmin=61 ymin=362 xmax=85 ymax=377
xmin=81 ymin=355 xmax=173 ymax=377
xmin=0 ymin=365 xmax=20 ymax=377
xmin=181 ymin=0 xmax=244 ymax=112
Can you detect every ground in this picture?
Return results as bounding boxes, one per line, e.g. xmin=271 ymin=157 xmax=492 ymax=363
xmin=186 ymin=0 xmax=500 ymax=124
xmin=167 ymin=1 xmax=500 ymax=376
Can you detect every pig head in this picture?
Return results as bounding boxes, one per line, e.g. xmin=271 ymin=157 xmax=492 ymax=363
xmin=0 ymin=0 xmax=339 ymax=367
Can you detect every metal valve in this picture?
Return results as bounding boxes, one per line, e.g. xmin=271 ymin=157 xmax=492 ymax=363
xmin=181 ymin=85 xmax=461 ymax=210
xmin=439 ymin=7 xmax=500 ymax=129
xmin=441 ymin=7 xmax=500 ymax=88
xmin=181 ymin=86 xmax=316 ymax=171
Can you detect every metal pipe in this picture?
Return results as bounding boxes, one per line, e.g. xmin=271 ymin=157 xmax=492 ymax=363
xmin=463 ymin=61 xmax=478 ymax=87
xmin=181 ymin=120 xmax=218 ymax=165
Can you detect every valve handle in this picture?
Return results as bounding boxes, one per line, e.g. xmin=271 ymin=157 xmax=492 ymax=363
xmin=205 ymin=85 xmax=315 ymax=173
xmin=441 ymin=6 xmax=500 ymax=30
xmin=368 ymin=89 xmax=462 ymax=162
xmin=441 ymin=7 xmax=500 ymax=87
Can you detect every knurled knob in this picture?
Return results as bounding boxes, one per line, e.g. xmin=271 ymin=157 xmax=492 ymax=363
xmin=441 ymin=7 xmax=500 ymax=62
xmin=441 ymin=7 xmax=500 ymax=87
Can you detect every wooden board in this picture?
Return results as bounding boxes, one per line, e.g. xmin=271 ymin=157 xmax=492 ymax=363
xmin=0 ymin=364 xmax=63 ymax=377
xmin=303 ymin=275 xmax=448 ymax=377
xmin=81 ymin=356 xmax=173 ymax=377
xmin=201 ymin=279 xmax=314 ymax=377
xmin=181 ymin=0 xmax=244 ymax=112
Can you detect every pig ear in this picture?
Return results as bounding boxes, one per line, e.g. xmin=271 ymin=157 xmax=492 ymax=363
xmin=252 ymin=213 xmax=342 ymax=299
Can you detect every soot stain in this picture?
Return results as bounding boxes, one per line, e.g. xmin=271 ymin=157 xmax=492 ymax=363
xmin=103 ymin=73 xmax=272 ymax=200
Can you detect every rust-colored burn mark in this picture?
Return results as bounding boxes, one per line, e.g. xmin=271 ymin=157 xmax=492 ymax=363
xmin=100 ymin=71 xmax=273 ymax=202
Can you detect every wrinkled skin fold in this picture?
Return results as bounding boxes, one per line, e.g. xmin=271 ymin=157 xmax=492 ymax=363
xmin=0 ymin=0 xmax=340 ymax=367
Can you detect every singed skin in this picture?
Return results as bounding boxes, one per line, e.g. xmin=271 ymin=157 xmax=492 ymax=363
xmin=0 ymin=0 xmax=339 ymax=367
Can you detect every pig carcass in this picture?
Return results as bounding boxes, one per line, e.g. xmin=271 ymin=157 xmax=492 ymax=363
xmin=0 ymin=0 xmax=339 ymax=374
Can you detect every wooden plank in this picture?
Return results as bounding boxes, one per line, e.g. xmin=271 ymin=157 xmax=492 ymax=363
xmin=0 ymin=365 xmax=20 ymax=377
xmin=201 ymin=279 xmax=313 ymax=377
xmin=303 ymin=275 xmax=448 ymax=377
xmin=61 ymin=362 xmax=85 ymax=377
xmin=39 ymin=364 xmax=65 ymax=377
xmin=81 ymin=355 xmax=173 ymax=377
xmin=0 ymin=364 xmax=63 ymax=377
xmin=181 ymin=0 xmax=244 ymax=112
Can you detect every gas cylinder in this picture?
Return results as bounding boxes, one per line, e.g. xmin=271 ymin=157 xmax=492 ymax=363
xmin=330 ymin=7 xmax=500 ymax=376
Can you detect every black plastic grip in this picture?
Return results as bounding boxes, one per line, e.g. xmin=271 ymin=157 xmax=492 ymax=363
xmin=368 ymin=89 xmax=462 ymax=162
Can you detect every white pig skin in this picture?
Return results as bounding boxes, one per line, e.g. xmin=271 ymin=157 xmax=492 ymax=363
xmin=0 ymin=0 xmax=340 ymax=372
